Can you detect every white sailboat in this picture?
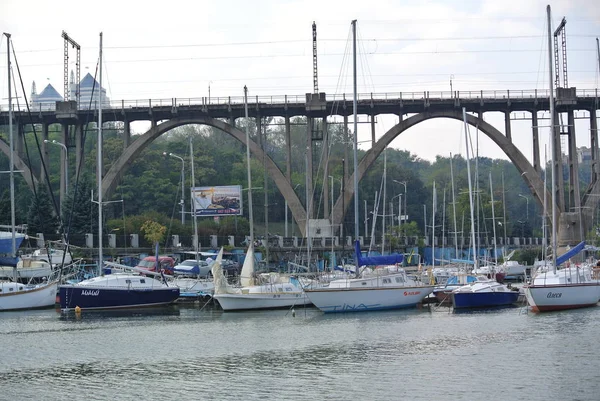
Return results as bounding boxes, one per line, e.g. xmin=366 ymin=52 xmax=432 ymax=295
xmin=304 ymin=21 xmax=433 ymax=313
xmin=523 ymin=6 xmax=600 ymax=312
xmin=58 ymin=33 xmax=179 ymax=311
xmin=211 ymin=87 xmax=309 ymax=311
xmin=0 ymin=33 xmax=58 ymax=311
xmin=212 ymin=246 xmax=309 ymax=311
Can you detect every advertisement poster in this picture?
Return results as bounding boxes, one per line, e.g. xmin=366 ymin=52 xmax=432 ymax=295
xmin=191 ymin=185 xmax=242 ymax=217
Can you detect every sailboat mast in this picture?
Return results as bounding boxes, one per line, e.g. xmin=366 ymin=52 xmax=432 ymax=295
xmin=462 ymin=107 xmax=478 ymax=270
xmin=450 ymin=153 xmax=459 ymax=258
xmin=542 ymin=145 xmax=548 ymax=263
xmin=97 ymin=32 xmax=103 ymax=274
xmin=546 ymin=5 xmax=558 ymax=273
xmin=352 ymin=20 xmax=359 ymax=241
xmin=381 ymin=149 xmax=387 ymax=253
xmin=190 ymin=136 xmax=198 ymax=260
xmin=432 ymin=181 xmax=436 ymax=267
xmin=243 ymin=86 xmax=254 ymax=245
xmin=5 ymin=33 xmax=16 ymax=283
xmin=489 ymin=172 xmax=498 ymax=266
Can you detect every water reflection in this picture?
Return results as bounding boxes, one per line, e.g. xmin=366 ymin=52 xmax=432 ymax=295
xmin=58 ymin=306 xmax=181 ymax=321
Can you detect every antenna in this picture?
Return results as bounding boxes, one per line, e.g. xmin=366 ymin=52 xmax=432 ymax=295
xmin=312 ymin=21 xmax=318 ymax=94
xmin=62 ymin=31 xmax=81 ymax=107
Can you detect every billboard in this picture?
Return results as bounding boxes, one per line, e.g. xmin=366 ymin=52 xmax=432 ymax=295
xmin=191 ymin=185 xmax=242 ymax=217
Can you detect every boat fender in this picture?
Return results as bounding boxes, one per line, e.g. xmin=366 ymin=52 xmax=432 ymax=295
xmin=75 ymin=306 xmax=81 ymax=314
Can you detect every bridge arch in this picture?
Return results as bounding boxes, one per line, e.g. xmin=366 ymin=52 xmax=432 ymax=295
xmin=102 ymin=116 xmax=308 ymax=234
xmin=0 ymin=139 xmax=39 ymax=191
xmin=331 ymin=109 xmax=556 ymax=230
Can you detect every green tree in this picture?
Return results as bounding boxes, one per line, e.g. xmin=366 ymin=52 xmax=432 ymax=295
xmin=27 ymin=185 xmax=59 ymax=235
xmin=61 ymin=174 xmax=96 ymax=239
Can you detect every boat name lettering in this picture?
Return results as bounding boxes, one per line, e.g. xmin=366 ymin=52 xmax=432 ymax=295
xmin=81 ymin=289 xmax=100 ymax=296
xmin=547 ymin=292 xmax=562 ymax=298
xmin=404 ymin=291 xmax=421 ymax=296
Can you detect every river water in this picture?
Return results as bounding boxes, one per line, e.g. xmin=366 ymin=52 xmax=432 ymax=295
xmin=1 ymin=304 xmax=599 ymax=401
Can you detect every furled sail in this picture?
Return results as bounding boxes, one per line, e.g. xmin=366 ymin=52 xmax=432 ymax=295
xmin=240 ymin=244 xmax=256 ymax=287
xmin=354 ymin=241 xmax=403 ymax=267
xmin=555 ymin=241 xmax=586 ymax=266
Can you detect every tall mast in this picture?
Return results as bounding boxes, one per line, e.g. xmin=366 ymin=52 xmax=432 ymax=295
xmin=5 ymin=33 xmax=17 ymax=283
xmin=489 ymin=172 xmax=498 ymax=266
xmin=450 ymin=153 xmax=459 ymax=258
xmin=432 ymin=181 xmax=436 ymax=267
xmin=352 ymin=20 xmax=359 ymax=242
xmin=190 ymin=136 xmax=198 ymax=260
xmin=547 ymin=5 xmax=558 ymax=273
xmin=462 ymin=107 xmax=478 ymax=270
xmin=97 ymin=32 xmax=103 ymax=274
xmin=243 ymin=86 xmax=254 ymax=244
xmin=381 ymin=149 xmax=387 ymax=253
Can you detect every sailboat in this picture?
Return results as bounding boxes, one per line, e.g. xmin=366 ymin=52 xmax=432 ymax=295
xmin=450 ymin=109 xmax=519 ymax=309
xmin=0 ymin=33 xmax=59 ymax=311
xmin=303 ymin=21 xmax=433 ymax=313
xmin=523 ymin=6 xmax=600 ymax=312
xmin=58 ymin=33 xmax=179 ymax=311
xmin=210 ymin=87 xmax=309 ymax=311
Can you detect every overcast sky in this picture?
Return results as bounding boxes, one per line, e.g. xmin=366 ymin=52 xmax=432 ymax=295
xmin=1 ymin=0 xmax=599 ymax=162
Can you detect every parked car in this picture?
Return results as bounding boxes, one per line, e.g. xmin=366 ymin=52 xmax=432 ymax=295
xmin=135 ymin=256 xmax=175 ymax=275
xmin=173 ymin=259 xmax=211 ymax=277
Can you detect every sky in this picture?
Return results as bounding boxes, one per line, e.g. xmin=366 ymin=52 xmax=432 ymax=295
xmin=1 ymin=0 xmax=599 ymax=163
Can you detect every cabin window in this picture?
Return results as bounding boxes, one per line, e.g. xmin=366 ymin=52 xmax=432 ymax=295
xmin=140 ymin=279 xmax=146 ymax=284
xmin=125 ymin=279 xmax=131 ymax=284
xmin=286 ymin=288 xmax=292 ymax=291
xmin=9 ymin=287 xmax=14 ymax=292
xmin=18 ymin=287 xmax=24 ymax=291
xmin=361 ymin=282 xmax=367 ymax=286
xmin=383 ymin=278 xmax=391 ymax=284
xmin=0 ymin=288 xmax=2 ymax=292
xmin=395 ymin=277 xmax=404 ymax=283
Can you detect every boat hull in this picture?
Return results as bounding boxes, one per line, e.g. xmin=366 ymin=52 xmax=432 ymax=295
xmin=0 ymin=281 xmax=58 ymax=311
xmin=451 ymin=291 xmax=520 ymax=309
xmin=305 ymin=286 xmax=434 ymax=313
xmin=524 ymin=284 xmax=600 ymax=312
xmin=214 ymin=292 xmax=311 ymax=311
xmin=59 ymin=285 xmax=180 ymax=310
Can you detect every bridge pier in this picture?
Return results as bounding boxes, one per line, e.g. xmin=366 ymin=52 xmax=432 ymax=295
xmin=123 ymin=118 xmax=130 ymax=148
xmin=553 ymin=111 xmax=566 ymax=211
xmin=41 ymin=123 xmax=49 ymax=179
xmin=75 ymin=123 xmax=84 ymax=181
xmin=567 ymin=110 xmax=581 ymax=214
xmin=504 ymin=110 xmax=511 ymax=141
xmin=591 ymin=109 xmax=599 ymax=183
xmin=306 ymin=117 xmax=313 ymax=219
xmin=531 ymin=110 xmax=541 ymax=173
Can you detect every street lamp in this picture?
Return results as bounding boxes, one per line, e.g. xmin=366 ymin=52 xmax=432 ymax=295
xmin=44 ymin=139 xmax=68 ymax=195
xmin=450 ymin=74 xmax=455 ymax=98
xmin=164 ymin=152 xmax=185 ymax=225
xmin=518 ymin=194 xmax=529 ymax=221
xmin=285 ymin=183 xmax=301 ymax=237
xmin=393 ymin=180 xmax=407 ymax=240
xmin=392 ymin=193 xmax=402 ymax=235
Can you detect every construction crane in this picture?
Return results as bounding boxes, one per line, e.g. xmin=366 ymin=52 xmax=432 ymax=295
xmin=62 ymin=31 xmax=81 ymax=107
xmin=312 ymin=21 xmax=318 ymax=94
xmin=553 ymin=17 xmax=567 ymax=88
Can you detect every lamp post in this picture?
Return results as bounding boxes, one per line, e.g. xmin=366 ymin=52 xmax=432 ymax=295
xmin=208 ymin=80 xmax=213 ymax=104
xmin=518 ymin=194 xmax=529 ymax=221
xmin=450 ymin=74 xmax=454 ymax=98
xmin=393 ymin=180 xmax=407 ymax=241
xmin=44 ymin=139 xmax=68 ymax=201
xmin=164 ymin=152 xmax=185 ymax=225
xmin=285 ymin=183 xmax=301 ymax=237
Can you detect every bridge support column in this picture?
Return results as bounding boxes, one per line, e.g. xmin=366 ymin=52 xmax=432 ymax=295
xmin=371 ymin=114 xmax=376 ymax=147
xmin=322 ymin=116 xmax=329 ymax=218
xmin=531 ymin=110 xmax=541 ymax=173
xmin=123 ymin=119 xmax=131 ymax=148
xmin=306 ymin=118 xmax=313 ymax=219
xmin=151 ymin=119 xmax=157 ymax=129
xmin=553 ymin=111 xmax=565 ymax=211
xmin=256 ymin=116 xmax=262 ymax=147
xmin=285 ymin=116 xmax=291 ymax=183
xmin=75 ymin=124 xmax=84 ymax=180
xmin=504 ymin=110 xmax=511 ymax=141
xmin=59 ymin=123 xmax=68 ymax=209
xmin=591 ymin=109 xmax=599 ymax=182
xmin=567 ymin=110 xmax=581 ymax=214
xmin=16 ymin=123 xmax=24 ymax=161
xmin=41 ymin=123 xmax=49 ymax=179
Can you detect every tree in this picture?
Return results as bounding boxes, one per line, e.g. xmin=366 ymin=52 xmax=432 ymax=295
xmin=27 ymin=185 xmax=59 ymax=235
xmin=140 ymin=220 xmax=167 ymax=249
xmin=61 ymin=174 xmax=96 ymax=239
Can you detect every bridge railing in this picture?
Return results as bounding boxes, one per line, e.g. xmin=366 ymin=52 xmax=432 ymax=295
xmin=2 ymin=89 xmax=598 ymax=112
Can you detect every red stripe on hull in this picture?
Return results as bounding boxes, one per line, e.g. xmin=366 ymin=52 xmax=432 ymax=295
xmin=530 ymin=303 xmax=598 ymax=313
